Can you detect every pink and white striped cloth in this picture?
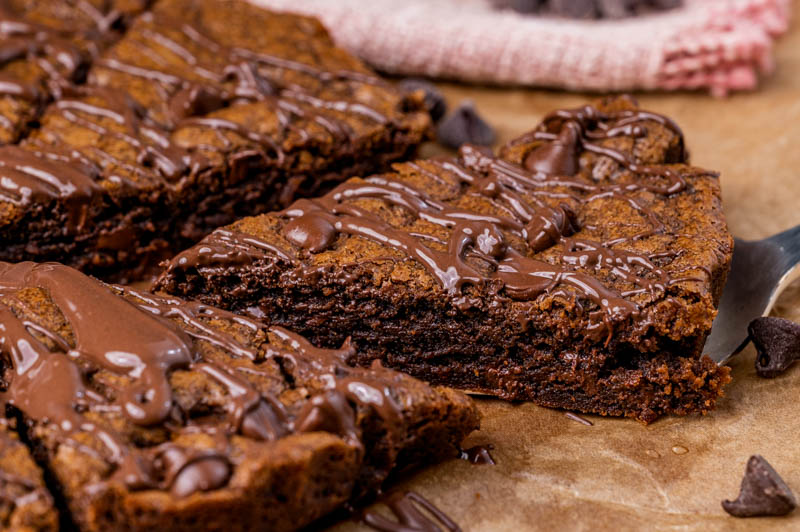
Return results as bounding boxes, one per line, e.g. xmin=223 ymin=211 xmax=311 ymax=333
xmin=251 ymin=0 xmax=791 ymax=96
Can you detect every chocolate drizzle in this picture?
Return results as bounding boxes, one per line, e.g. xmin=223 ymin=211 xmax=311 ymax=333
xmin=0 ymin=0 xmax=412 ymax=271
xmin=0 ymin=0 xmax=138 ymax=146
xmin=0 ymin=5 xmax=86 ymax=100
xmin=165 ymin=104 xmax=700 ymax=339
xmin=0 ymin=143 xmax=101 ymax=232
xmin=91 ymin=8 xmax=392 ymax=156
xmin=363 ymin=491 xmax=462 ymax=532
xmin=0 ymin=261 xmax=412 ymax=499
xmin=520 ymin=104 xmax=687 ymax=178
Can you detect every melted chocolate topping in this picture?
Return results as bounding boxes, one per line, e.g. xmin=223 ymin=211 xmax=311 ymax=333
xmin=0 ymin=6 xmax=86 ymax=97
xmin=93 ymin=8 xmax=390 ymax=151
xmin=363 ymin=491 xmax=462 ymax=532
xmin=0 ymin=2 xmax=400 ymax=240
xmin=167 ymin=104 xmax=702 ymax=339
xmin=0 ymin=261 xmax=408 ymax=498
xmin=520 ymin=104 xmax=687 ymax=176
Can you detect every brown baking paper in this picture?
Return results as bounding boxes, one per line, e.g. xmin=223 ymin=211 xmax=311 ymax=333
xmin=329 ymin=2 xmax=800 ymax=529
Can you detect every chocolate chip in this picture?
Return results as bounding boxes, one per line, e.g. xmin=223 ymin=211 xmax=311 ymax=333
xmin=649 ymin=0 xmax=682 ymax=9
xmin=632 ymin=0 xmax=682 ymax=14
xmin=398 ymin=78 xmax=447 ymax=123
xmin=507 ymin=0 xmax=545 ymax=13
xmin=597 ymin=0 xmax=634 ymax=18
xmin=170 ymin=457 xmax=231 ymax=498
xmin=548 ymin=0 xmax=598 ymax=18
xmin=436 ymin=101 xmax=495 ymax=150
xmin=524 ymin=121 xmax=581 ymax=176
xmin=722 ymin=455 xmax=797 ymax=518
xmin=748 ymin=317 xmax=800 ymax=378
xmin=493 ymin=0 xmax=681 ymax=18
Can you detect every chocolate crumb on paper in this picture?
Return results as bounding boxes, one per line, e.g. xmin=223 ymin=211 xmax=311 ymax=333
xmin=565 ymin=412 xmax=594 ymax=426
xmin=458 ymin=444 xmax=496 ymax=465
xmin=362 ymin=491 xmax=462 ymax=531
xmin=722 ymin=455 xmax=797 ymax=518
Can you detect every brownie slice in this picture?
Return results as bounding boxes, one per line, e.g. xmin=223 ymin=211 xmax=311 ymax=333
xmin=0 ymin=418 xmax=58 ymax=532
xmin=0 ymin=0 xmax=150 ymax=144
xmin=0 ymin=0 xmax=430 ymax=282
xmin=0 ymin=261 xmax=477 ymax=531
xmin=156 ymin=96 xmax=734 ymax=423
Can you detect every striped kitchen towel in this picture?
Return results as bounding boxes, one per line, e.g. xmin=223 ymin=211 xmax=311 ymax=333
xmin=251 ymin=0 xmax=792 ymax=96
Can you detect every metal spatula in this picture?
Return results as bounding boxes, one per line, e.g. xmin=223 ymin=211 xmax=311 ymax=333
xmin=704 ymin=224 xmax=800 ymax=364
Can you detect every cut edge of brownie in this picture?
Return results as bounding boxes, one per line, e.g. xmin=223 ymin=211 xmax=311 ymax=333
xmin=0 ymin=112 xmax=426 ymax=283
xmin=155 ymin=96 xmax=733 ymax=423
xmin=0 ymin=261 xmax=478 ymax=531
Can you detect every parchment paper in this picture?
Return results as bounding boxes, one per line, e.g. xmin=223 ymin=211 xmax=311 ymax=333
xmin=330 ymin=2 xmax=800 ymax=529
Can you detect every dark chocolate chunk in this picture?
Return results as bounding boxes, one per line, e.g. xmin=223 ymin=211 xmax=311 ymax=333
xmin=722 ymin=455 xmax=797 ymax=518
xmin=597 ymin=0 xmax=634 ymax=18
xmin=493 ymin=0 xmax=682 ymax=18
xmin=399 ymin=78 xmax=447 ymax=122
xmin=436 ymin=101 xmax=496 ymax=150
xmin=748 ymin=317 xmax=800 ymax=378
xmin=649 ymin=0 xmax=682 ymax=9
xmin=508 ymin=0 xmax=545 ymax=13
xmin=548 ymin=0 xmax=598 ymax=18
xmin=458 ymin=445 xmax=496 ymax=465
xmin=524 ymin=121 xmax=581 ymax=175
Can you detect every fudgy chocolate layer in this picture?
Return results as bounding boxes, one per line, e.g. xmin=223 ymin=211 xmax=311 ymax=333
xmin=157 ymin=96 xmax=733 ymax=423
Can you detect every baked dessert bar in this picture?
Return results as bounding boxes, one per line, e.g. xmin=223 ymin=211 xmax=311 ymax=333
xmin=157 ymin=96 xmax=733 ymax=423
xmin=0 ymin=418 xmax=57 ymax=532
xmin=0 ymin=261 xmax=477 ymax=531
xmin=0 ymin=0 xmax=150 ymax=144
xmin=0 ymin=0 xmax=430 ymax=281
